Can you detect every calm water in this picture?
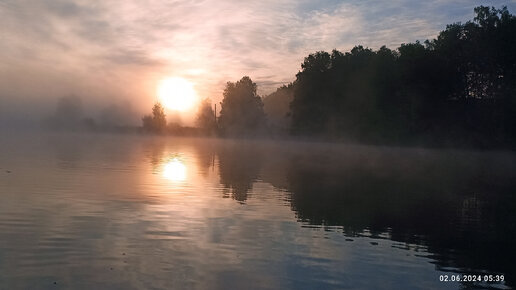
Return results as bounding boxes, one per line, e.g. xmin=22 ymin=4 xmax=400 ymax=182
xmin=0 ymin=133 xmax=515 ymax=289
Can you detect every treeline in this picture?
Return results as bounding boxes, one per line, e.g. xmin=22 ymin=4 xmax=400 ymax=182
xmin=287 ymin=6 xmax=516 ymax=148
xmin=142 ymin=76 xmax=266 ymax=137
xmin=142 ymin=6 xmax=516 ymax=148
xmin=45 ymin=96 xmax=139 ymax=133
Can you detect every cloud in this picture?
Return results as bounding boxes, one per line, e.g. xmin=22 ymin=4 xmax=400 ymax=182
xmin=103 ymin=49 xmax=164 ymax=67
xmin=1 ymin=0 xmax=515 ymax=120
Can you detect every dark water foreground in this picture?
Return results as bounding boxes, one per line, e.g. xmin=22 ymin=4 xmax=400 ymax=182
xmin=0 ymin=133 xmax=515 ymax=289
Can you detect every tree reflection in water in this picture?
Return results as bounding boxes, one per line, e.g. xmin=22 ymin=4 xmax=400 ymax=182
xmin=217 ymin=141 xmax=263 ymax=203
xmin=216 ymin=141 xmax=516 ymax=287
xmin=145 ymin=139 xmax=516 ymax=288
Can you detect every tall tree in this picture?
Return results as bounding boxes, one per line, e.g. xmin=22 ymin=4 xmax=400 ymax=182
xmin=290 ymin=51 xmax=332 ymax=135
xmin=142 ymin=102 xmax=167 ymax=133
xmin=218 ymin=76 xmax=266 ymax=136
xmin=196 ymin=98 xmax=217 ymax=135
xmin=288 ymin=6 xmax=516 ymax=147
xmin=263 ymin=83 xmax=294 ymax=135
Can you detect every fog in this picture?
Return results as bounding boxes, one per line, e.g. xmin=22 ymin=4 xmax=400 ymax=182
xmin=3 ymin=0 xmax=514 ymax=133
xmin=0 ymin=95 xmax=142 ymax=132
xmin=2 ymin=124 xmax=516 ymax=288
xmin=2 ymin=1 xmax=515 ymax=289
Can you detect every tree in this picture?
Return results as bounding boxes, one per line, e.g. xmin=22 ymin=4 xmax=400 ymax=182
xmin=142 ymin=102 xmax=166 ymax=133
xmin=290 ymin=47 xmax=392 ymax=140
xmin=218 ymin=76 xmax=267 ymax=136
xmin=263 ymin=83 xmax=294 ymax=135
xmin=196 ymin=98 xmax=217 ymax=135
xmin=287 ymin=6 xmax=516 ymax=147
xmin=427 ymin=6 xmax=516 ymax=145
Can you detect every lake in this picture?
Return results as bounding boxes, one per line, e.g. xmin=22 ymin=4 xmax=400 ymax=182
xmin=1 ymin=132 xmax=515 ymax=289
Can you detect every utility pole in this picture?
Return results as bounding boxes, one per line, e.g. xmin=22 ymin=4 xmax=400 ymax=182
xmin=214 ymin=103 xmax=217 ymax=120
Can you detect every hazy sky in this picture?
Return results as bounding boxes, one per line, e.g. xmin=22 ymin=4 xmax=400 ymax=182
xmin=1 ymin=0 xmax=515 ymax=123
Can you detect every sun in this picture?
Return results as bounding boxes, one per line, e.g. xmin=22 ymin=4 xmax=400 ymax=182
xmin=157 ymin=77 xmax=198 ymax=111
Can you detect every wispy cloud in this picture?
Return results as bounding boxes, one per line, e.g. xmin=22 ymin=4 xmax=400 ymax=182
xmin=0 ymin=0 xmax=514 ymax=118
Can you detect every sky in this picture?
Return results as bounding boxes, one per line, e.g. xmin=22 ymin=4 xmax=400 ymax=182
xmin=1 ymin=0 xmax=515 ymax=124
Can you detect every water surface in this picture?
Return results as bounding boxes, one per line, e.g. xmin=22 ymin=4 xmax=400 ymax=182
xmin=1 ymin=133 xmax=515 ymax=289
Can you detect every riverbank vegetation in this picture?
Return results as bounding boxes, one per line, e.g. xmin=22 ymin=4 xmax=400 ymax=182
xmin=47 ymin=6 xmax=515 ymax=149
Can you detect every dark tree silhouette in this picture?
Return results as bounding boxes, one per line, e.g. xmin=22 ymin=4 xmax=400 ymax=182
xmin=218 ymin=76 xmax=267 ymax=136
xmin=195 ymin=98 xmax=217 ymax=135
xmin=263 ymin=83 xmax=294 ymax=135
xmin=142 ymin=102 xmax=167 ymax=133
xmin=288 ymin=6 xmax=516 ymax=148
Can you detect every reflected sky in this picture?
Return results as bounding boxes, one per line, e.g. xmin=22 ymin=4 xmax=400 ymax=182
xmin=0 ymin=133 xmax=514 ymax=289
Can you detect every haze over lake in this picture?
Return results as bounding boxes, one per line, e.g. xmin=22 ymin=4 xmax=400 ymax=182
xmin=2 ymin=0 xmax=516 ymax=289
xmin=1 ymin=132 xmax=514 ymax=289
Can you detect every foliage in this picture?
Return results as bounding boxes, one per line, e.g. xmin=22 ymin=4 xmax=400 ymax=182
xmin=289 ymin=6 xmax=516 ymax=147
xmin=196 ymin=98 xmax=217 ymax=135
xmin=263 ymin=83 xmax=294 ymax=134
xmin=218 ymin=76 xmax=267 ymax=136
xmin=142 ymin=102 xmax=167 ymax=133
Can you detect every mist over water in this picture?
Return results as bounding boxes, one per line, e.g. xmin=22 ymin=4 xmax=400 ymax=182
xmin=1 ymin=132 xmax=514 ymax=289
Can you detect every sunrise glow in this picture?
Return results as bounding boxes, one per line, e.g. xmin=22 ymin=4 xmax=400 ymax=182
xmin=162 ymin=158 xmax=187 ymax=182
xmin=157 ymin=77 xmax=198 ymax=111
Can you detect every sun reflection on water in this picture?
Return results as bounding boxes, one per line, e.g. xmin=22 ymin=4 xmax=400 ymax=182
xmin=162 ymin=157 xmax=187 ymax=182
